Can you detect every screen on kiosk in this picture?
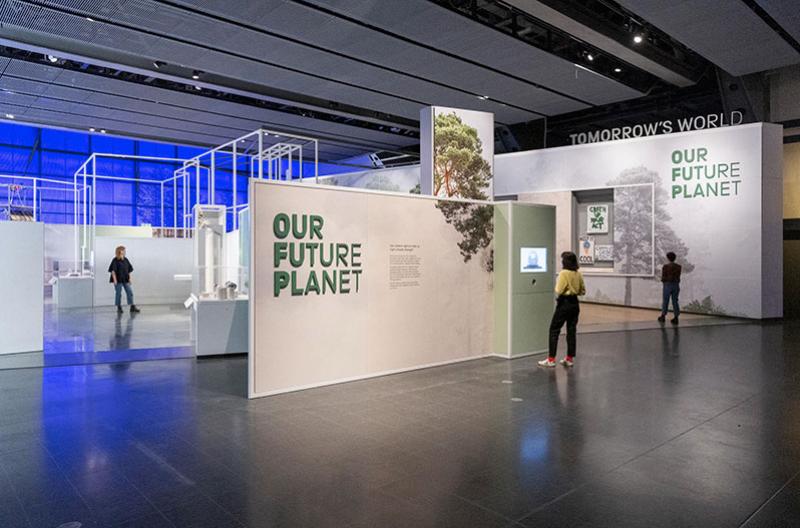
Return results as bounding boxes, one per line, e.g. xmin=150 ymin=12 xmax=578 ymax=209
xmin=520 ymin=247 xmax=547 ymax=273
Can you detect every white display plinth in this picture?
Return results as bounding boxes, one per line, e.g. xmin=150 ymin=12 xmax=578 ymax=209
xmin=192 ymin=297 xmax=248 ymax=356
xmin=53 ymin=276 xmax=94 ymax=309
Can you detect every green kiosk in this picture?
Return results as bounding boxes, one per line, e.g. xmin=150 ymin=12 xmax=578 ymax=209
xmin=493 ymin=202 xmax=557 ymax=358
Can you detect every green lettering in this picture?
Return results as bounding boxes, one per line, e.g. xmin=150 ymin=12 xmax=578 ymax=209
xmin=273 ymin=213 xmax=290 ymax=239
xmin=352 ymin=269 xmax=362 ymax=292
xmin=289 ymin=242 xmax=305 ymax=267
xmin=323 ymin=269 xmax=336 ymax=293
xmin=305 ymin=242 xmax=319 ymax=266
xmin=671 ymin=168 xmax=681 ymax=182
xmin=274 ymin=242 xmax=288 ymax=267
xmin=697 ymin=147 xmax=708 ymax=162
xmin=274 ymin=271 xmax=289 ymax=297
xmin=351 ymin=243 xmax=362 ymax=267
xmin=672 ymin=185 xmax=683 ymax=199
xmin=290 ymin=271 xmax=303 ymax=296
xmin=336 ymin=243 xmax=349 ymax=267
xmin=291 ymin=214 xmax=307 ymax=239
xmin=340 ymin=270 xmax=351 ymax=294
xmin=305 ymin=271 xmax=320 ymax=295
xmin=320 ymin=244 xmax=334 ymax=267
xmin=310 ymin=215 xmax=324 ymax=240
xmin=730 ymin=161 xmax=741 ymax=178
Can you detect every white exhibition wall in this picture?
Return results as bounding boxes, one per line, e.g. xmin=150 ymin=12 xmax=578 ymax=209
xmin=0 ymin=222 xmax=44 ymax=354
xmin=249 ymin=181 xmax=494 ymax=398
xmin=319 ymin=166 xmax=420 ymax=194
xmin=94 ymin=237 xmax=193 ymax=306
xmin=495 ymin=123 xmax=784 ymax=319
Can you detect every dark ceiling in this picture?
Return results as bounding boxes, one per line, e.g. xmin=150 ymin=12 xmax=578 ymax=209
xmin=0 ymin=0 xmax=797 ymax=161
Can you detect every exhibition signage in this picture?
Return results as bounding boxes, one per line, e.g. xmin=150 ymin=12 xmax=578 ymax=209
xmin=569 ymin=111 xmax=744 ymax=145
xmin=249 ymin=181 xmax=496 ymax=398
xmin=493 ymin=123 xmax=783 ymax=319
xmin=271 ymin=213 xmax=363 ymax=297
xmin=586 ymin=204 xmax=609 ymax=233
xmin=669 ymin=148 xmax=741 ymax=199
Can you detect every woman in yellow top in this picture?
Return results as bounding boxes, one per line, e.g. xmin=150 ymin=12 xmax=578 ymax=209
xmin=539 ymin=251 xmax=585 ymax=368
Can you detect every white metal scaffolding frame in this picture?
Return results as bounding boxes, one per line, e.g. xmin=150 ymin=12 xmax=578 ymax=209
xmin=0 ymin=173 xmax=88 ymax=273
xmin=175 ymin=128 xmax=319 ymax=232
xmin=73 ymin=153 xmax=187 ymax=272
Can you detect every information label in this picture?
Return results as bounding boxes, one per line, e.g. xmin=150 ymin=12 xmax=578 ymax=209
xmin=389 ymin=244 xmax=422 ymax=290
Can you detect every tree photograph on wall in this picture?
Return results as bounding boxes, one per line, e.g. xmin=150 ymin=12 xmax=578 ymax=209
xmin=609 ymin=167 xmax=695 ymax=306
xmin=433 ymin=111 xmax=494 ymax=271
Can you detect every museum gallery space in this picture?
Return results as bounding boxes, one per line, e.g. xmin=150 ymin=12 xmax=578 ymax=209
xmin=1 ymin=1 xmax=800 ymax=527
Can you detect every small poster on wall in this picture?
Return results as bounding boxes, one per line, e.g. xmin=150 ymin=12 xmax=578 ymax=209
xmin=595 ymin=244 xmax=614 ymax=262
xmin=587 ymin=204 xmax=609 ymax=234
xmin=578 ymin=236 xmax=595 ymax=265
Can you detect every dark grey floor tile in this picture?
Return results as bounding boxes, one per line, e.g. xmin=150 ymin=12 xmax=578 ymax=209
xmin=24 ymin=496 xmax=100 ymax=528
xmin=741 ymin=476 xmax=800 ymax=527
xmin=161 ymin=495 xmax=244 ymax=528
xmin=112 ymin=512 xmax=175 ymax=528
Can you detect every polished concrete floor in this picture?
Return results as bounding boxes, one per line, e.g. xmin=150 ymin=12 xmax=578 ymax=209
xmin=0 ymin=305 xmax=193 ymax=370
xmin=1 ymin=321 xmax=799 ymax=527
xmin=577 ymin=302 xmax=744 ymax=334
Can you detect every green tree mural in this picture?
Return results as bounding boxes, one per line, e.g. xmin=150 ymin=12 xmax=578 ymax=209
xmin=433 ymin=112 xmax=491 ymax=199
xmin=431 ymin=112 xmax=494 ymax=271
xmin=608 ymin=167 xmax=695 ymax=305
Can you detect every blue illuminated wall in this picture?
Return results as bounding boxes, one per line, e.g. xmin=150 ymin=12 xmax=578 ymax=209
xmin=0 ymin=122 xmax=360 ymax=227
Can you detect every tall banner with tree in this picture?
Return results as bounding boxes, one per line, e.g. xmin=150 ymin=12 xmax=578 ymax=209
xmin=420 ymin=107 xmax=495 ymax=272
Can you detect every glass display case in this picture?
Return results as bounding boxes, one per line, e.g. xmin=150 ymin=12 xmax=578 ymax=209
xmin=193 ymin=204 xmax=226 ymax=298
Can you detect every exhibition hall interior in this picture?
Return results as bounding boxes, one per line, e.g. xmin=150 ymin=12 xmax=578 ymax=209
xmin=0 ymin=0 xmax=799 ymax=526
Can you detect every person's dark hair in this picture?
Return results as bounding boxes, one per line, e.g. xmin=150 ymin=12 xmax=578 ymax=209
xmin=561 ymin=251 xmax=579 ymax=271
xmin=666 ymin=251 xmax=676 ymax=262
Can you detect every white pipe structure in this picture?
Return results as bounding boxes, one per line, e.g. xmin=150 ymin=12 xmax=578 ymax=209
xmin=1 ymin=174 xmax=88 ymax=272
xmin=173 ymin=129 xmax=319 ymax=228
xmin=72 ymin=153 xmax=187 ymax=272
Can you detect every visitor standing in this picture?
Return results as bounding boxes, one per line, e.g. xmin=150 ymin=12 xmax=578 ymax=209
xmin=539 ymin=251 xmax=585 ymax=368
xmin=109 ymin=245 xmax=140 ymax=314
xmin=658 ymin=251 xmax=682 ymax=324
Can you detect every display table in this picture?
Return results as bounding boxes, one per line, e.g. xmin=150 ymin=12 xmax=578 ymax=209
xmin=53 ymin=276 xmax=94 ymax=309
xmin=192 ymin=297 xmax=248 ymax=356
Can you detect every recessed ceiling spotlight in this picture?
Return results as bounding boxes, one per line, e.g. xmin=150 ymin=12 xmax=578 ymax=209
xmin=191 ymin=70 xmax=201 ymax=80
xmin=586 ymin=53 xmax=594 ymax=61
xmin=89 ymin=127 xmax=96 ymax=132
xmin=100 ymin=129 xmax=107 ymax=134
xmin=85 ymin=16 xmax=95 ymax=22
xmin=194 ymin=85 xmax=202 ymax=90
xmin=614 ymin=67 xmax=622 ymax=73
xmin=633 ymin=34 xmax=643 ymax=44
xmin=153 ymin=60 xmax=166 ymax=69
xmin=477 ymin=95 xmax=489 ymax=100
xmin=5 ymin=113 xmax=14 ymax=119
xmin=46 ymin=54 xmax=59 ymax=63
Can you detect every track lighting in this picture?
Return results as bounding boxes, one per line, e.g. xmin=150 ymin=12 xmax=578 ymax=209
xmin=46 ymin=55 xmax=59 ymax=63
xmin=633 ymin=34 xmax=643 ymax=44
xmin=191 ymin=70 xmax=201 ymax=80
xmin=153 ymin=60 xmax=166 ymax=69
xmin=5 ymin=114 xmax=14 ymax=119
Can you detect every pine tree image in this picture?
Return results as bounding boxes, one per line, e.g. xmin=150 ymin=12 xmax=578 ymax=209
xmin=432 ymin=112 xmax=494 ymax=271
